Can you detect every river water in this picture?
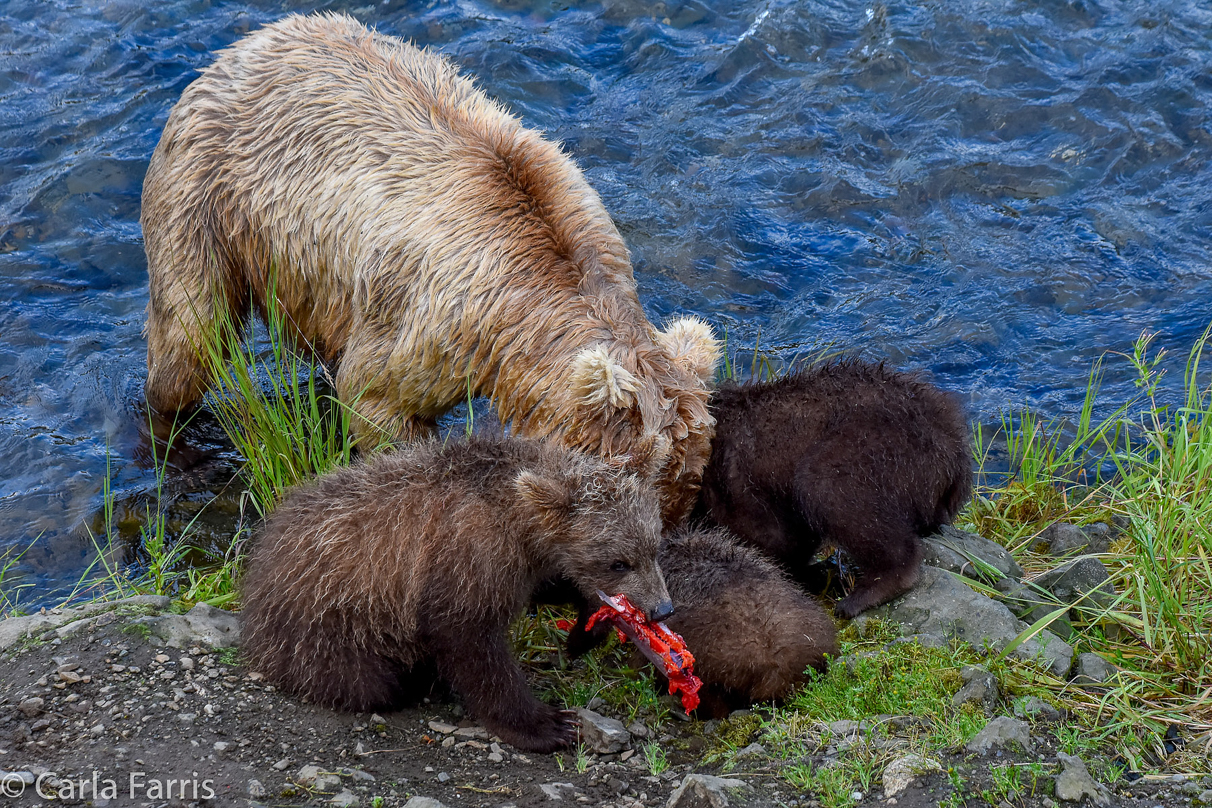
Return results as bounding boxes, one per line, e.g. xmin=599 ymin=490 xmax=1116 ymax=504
xmin=2 ymin=0 xmax=1210 ymax=605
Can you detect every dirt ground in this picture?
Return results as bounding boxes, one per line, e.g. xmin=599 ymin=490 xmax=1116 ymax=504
xmin=0 ymin=613 xmax=1204 ymax=808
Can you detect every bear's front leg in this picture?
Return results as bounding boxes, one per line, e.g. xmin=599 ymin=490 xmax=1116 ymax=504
xmin=432 ymin=625 xmax=578 ymax=752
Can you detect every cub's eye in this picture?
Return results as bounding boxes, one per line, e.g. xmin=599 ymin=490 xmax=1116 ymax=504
xmin=610 ymin=561 xmax=632 ymax=573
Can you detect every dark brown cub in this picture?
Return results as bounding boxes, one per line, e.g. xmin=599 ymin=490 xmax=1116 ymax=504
xmin=694 ymin=359 xmax=972 ymax=618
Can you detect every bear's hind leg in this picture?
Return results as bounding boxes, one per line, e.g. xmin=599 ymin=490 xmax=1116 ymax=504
xmin=432 ymin=626 xmax=577 ymax=752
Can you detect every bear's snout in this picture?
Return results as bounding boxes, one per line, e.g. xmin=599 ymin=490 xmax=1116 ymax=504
xmin=648 ymin=599 xmax=675 ymax=623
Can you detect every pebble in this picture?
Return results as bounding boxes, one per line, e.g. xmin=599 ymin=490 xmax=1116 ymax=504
xmin=428 ymin=721 xmax=457 ymax=735
xmin=213 ymin=741 xmax=232 ymax=753
xmin=248 ymin=779 xmax=267 ymax=798
xmin=18 ymin=697 xmax=43 ymax=717
xmin=436 ymin=772 xmax=451 ymax=783
xmin=180 ymin=657 xmax=195 ymax=671
xmin=272 ymin=757 xmax=292 ymax=771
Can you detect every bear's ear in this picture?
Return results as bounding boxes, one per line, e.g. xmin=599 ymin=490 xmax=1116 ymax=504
xmin=656 ymin=317 xmax=721 ymax=385
xmin=569 ymin=345 xmax=641 ymax=410
xmin=515 ymin=470 xmax=575 ymax=526
xmin=607 ymin=433 xmax=672 ymax=480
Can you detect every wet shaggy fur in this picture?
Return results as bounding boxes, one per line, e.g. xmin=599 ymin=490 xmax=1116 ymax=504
xmin=694 ymin=360 xmax=972 ymax=618
xmin=240 ymin=435 xmax=672 ymax=753
xmin=141 ymin=13 xmax=720 ymax=526
xmin=658 ymin=526 xmax=838 ymax=716
xmin=556 ymin=526 xmax=837 ymax=716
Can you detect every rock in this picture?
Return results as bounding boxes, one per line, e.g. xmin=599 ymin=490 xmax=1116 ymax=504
xmin=922 ymin=526 xmax=1024 ymax=581
xmin=403 ymin=799 xmax=449 ymax=808
xmin=296 ymin=765 xmax=342 ymax=791
xmin=869 ymin=565 xmax=1074 ymax=676
xmin=248 ymin=780 xmax=267 ymax=798
xmin=734 ymin=743 xmax=766 ymax=758
xmin=132 ymin=602 xmax=240 ymax=649
xmin=1194 ymin=789 xmax=1212 ymax=806
xmin=1031 ymin=557 xmax=1117 ymax=618
xmin=330 ymin=791 xmax=359 ymax=807
xmin=1037 ymin=522 xmax=1112 ymax=557
xmin=952 ymin=666 xmax=999 ymax=711
xmin=1013 ymin=697 xmax=1061 ymax=722
xmin=1055 ymin=752 xmax=1111 ymax=805
xmin=882 ymin=754 xmax=942 ymax=798
xmin=339 ymin=768 xmax=375 ymax=783
xmin=17 ymin=697 xmax=43 ymax=718
xmin=577 ymin=708 xmax=631 ymax=753
xmin=965 ymin=716 xmax=1033 ymax=755
xmin=0 ymin=771 xmax=35 ymax=786
xmin=995 ymin=581 xmax=1075 ymax=641
xmin=627 ymin=721 xmax=650 ymax=739
xmin=1071 ymin=652 xmax=1119 ymax=686
xmin=436 ymin=772 xmax=450 ymax=784
xmin=428 ymin=721 xmax=457 ymax=735
xmin=0 ymin=595 xmax=172 ymax=651
xmin=540 ymin=783 xmax=578 ymax=800
xmin=272 ymin=757 xmax=292 ymax=771
xmin=665 ymin=774 xmax=753 ymax=808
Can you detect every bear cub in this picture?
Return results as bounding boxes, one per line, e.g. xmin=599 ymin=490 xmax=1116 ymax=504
xmin=240 ymin=435 xmax=673 ymax=752
xmin=556 ymin=526 xmax=838 ymax=716
xmin=695 ymin=359 xmax=972 ymax=618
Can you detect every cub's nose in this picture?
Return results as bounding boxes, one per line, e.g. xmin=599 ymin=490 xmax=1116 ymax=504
xmin=648 ymin=599 xmax=675 ymax=623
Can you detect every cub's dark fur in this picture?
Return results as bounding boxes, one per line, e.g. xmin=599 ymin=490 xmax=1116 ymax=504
xmin=694 ymin=360 xmax=972 ymax=617
xmin=241 ymin=436 xmax=672 ymax=753
xmin=558 ymin=526 xmax=837 ymax=716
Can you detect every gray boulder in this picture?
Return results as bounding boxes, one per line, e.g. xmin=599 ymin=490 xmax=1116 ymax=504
xmin=666 ymin=774 xmax=753 ymax=808
xmin=951 ymin=666 xmax=999 ymax=712
xmin=133 ymin=602 xmax=240 ymax=649
xmin=1055 ymin=752 xmax=1111 ymax=805
xmin=996 ymin=581 xmax=1075 ymax=641
xmin=576 ymin=708 xmax=631 ymax=753
xmin=921 ymin=526 xmax=1023 ymax=582
xmin=869 ymin=566 xmax=1073 ymax=676
xmin=1071 ymin=652 xmax=1119 ymax=686
xmin=1036 ymin=522 xmax=1114 ymax=557
xmin=965 ymin=716 xmax=1033 ymax=755
xmin=0 ymin=595 xmax=171 ymax=651
xmin=1013 ymin=696 xmax=1061 ymax=722
xmin=1031 ymin=557 xmax=1117 ymax=619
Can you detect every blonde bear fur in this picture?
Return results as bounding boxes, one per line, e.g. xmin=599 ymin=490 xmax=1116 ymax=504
xmin=141 ymin=13 xmax=720 ymax=525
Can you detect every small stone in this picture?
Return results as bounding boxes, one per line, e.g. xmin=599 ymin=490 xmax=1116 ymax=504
xmin=213 ymin=741 xmax=232 ymax=753
xmin=488 ymin=752 xmax=504 ymax=763
xmin=734 ymin=743 xmax=766 ymax=758
xmin=441 ymin=736 xmax=455 ymax=748
xmin=436 ymin=772 xmax=451 ymax=784
xmin=18 ymin=697 xmax=44 ymax=718
xmin=1032 ymin=558 xmax=1117 ymax=614
xmin=57 ymin=669 xmax=83 ymax=684
xmin=1071 ymin=653 xmax=1118 ymax=686
xmin=965 ymin=716 xmax=1033 ymax=755
xmin=1055 ymin=752 xmax=1111 ymax=805
xmin=30 ymin=718 xmax=51 ymax=733
xmin=272 ymin=757 xmax=292 ymax=771
xmin=179 ymin=657 xmax=195 ymax=671
xmin=1013 ymin=696 xmax=1061 ymax=722
xmin=1194 ymin=789 xmax=1212 ymax=806
xmin=577 ymin=708 xmax=631 ymax=753
xmin=248 ymin=779 xmax=267 ymax=798
xmin=453 ymin=726 xmax=489 ymax=739
xmin=540 ymin=783 xmax=577 ymax=800
xmin=89 ymin=722 xmax=106 ymax=736
xmin=952 ymin=666 xmax=999 ymax=712
xmin=330 ymin=790 xmax=359 ymax=807
xmin=666 ymin=774 xmax=753 ymax=808
xmin=339 ymin=767 xmax=376 ymax=783
xmin=403 ymin=799 xmax=449 ymax=808
xmin=627 ymin=721 xmax=650 ymax=739
xmin=882 ymin=754 xmax=942 ymax=798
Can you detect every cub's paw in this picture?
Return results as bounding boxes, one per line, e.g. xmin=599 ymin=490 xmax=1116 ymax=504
xmin=497 ymin=706 xmax=579 ymax=753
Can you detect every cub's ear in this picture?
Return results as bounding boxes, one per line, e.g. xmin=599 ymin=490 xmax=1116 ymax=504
xmin=656 ymin=317 xmax=721 ymax=385
xmin=515 ymin=470 xmax=575 ymax=526
xmin=569 ymin=345 xmax=641 ymax=410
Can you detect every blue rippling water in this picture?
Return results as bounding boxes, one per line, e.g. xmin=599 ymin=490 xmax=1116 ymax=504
xmin=1 ymin=0 xmax=1210 ymax=603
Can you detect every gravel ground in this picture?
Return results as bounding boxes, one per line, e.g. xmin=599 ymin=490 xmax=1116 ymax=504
xmin=0 ymin=608 xmax=1206 ymax=808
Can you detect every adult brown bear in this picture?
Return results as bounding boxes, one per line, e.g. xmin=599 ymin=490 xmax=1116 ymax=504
xmin=141 ymin=13 xmax=720 ymax=525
